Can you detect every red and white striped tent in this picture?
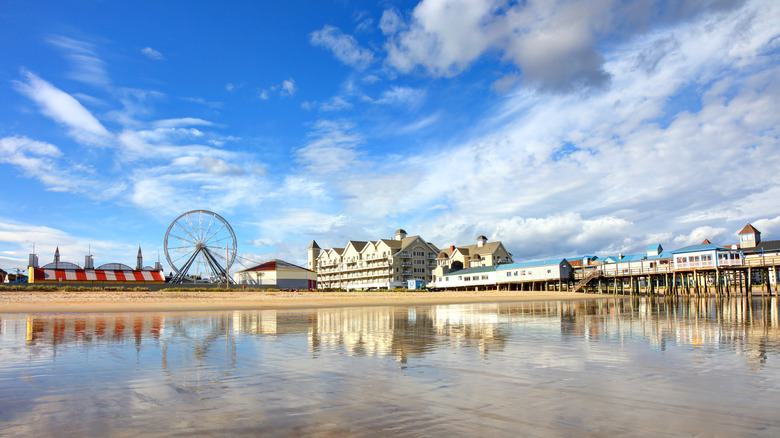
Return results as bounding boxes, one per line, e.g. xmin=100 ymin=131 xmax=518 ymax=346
xmin=31 ymin=268 xmax=164 ymax=284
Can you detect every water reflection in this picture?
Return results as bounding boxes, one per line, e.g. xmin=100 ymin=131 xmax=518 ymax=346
xmin=3 ymin=298 xmax=780 ymax=365
xmin=2 ymin=297 xmax=780 ymax=436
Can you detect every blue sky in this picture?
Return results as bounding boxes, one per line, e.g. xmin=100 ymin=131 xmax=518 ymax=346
xmin=1 ymin=0 xmax=779 ymax=275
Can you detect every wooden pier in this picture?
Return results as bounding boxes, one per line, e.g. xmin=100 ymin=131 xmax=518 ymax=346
xmin=573 ymin=255 xmax=780 ymax=297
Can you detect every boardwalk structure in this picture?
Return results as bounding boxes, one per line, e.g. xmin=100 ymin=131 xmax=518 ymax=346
xmin=573 ymin=225 xmax=780 ymax=297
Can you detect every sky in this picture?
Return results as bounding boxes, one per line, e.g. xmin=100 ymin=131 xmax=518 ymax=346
xmin=1 ymin=0 xmax=779 ymax=275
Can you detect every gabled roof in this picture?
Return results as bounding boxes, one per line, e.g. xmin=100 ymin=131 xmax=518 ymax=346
xmin=239 ymin=259 xmax=313 ymax=273
xmin=442 ymin=241 xmax=506 ymax=259
xmin=343 ymin=241 xmax=369 ymax=253
xmin=498 ymin=258 xmax=568 ymax=270
xmin=739 ymin=223 xmax=760 ymax=235
xmin=398 ymin=235 xmax=438 ymax=253
xmin=378 ymin=238 xmax=402 ymax=249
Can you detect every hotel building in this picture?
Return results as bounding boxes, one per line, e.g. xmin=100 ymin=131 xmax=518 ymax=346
xmin=308 ymin=229 xmax=440 ymax=290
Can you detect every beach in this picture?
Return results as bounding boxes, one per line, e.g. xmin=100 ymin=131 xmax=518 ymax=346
xmin=0 ymin=289 xmax=597 ymax=313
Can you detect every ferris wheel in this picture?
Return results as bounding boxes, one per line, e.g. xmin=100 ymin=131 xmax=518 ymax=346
xmin=163 ymin=210 xmax=237 ymax=283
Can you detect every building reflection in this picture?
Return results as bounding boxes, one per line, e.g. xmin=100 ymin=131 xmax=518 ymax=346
xmin=2 ymin=297 xmax=779 ymax=366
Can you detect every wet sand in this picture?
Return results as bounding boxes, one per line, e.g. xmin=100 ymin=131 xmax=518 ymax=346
xmin=0 ymin=289 xmax=599 ymax=313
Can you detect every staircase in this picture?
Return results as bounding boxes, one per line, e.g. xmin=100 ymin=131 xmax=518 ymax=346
xmin=574 ymin=269 xmax=602 ymax=293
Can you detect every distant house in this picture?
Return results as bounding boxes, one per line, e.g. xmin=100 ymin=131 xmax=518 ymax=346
xmin=435 ymin=235 xmax=513 ymax=271
xmin=236 ymin=259 xmax=317 ymax=289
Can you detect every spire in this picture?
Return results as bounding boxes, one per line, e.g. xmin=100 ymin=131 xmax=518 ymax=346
xmin=137 ymin=246 xmax=143 ymax=270
xmin=308 ymin=240 xmax=320 ymax=249
xmin=54 ymin=247 xmax=60 ymax=263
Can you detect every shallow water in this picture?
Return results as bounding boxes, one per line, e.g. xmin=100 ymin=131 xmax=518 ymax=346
xmin=2 ymin=297 xmax=780 ymax=437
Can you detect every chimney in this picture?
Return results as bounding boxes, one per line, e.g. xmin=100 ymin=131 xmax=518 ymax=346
xmin=450 ymin=245 xmax=455 ymax=252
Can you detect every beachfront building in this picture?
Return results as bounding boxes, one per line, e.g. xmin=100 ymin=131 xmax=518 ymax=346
xmin=671 ymin=243 xmax=743 ymax=270
xmin=737 ymin=223 xmax=780 ymax=285
xmin=27 ymin=247 xmax=165 ymax=284
xmin=435 ymin=235 xmax=513 ymax=271
xmin=308 ymin=229 xmax=440 ymax=290
xmin=433 ymin=265 xmax=499 ymax=290
xmin=496 ymin=259 xmax=573 ymax=291
xmin=598 ymin=244 xmax=674 ymax=276
xmin=235 ymin=259 xmax=317 ymax=289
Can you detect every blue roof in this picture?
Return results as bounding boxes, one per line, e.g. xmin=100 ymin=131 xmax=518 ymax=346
xmin=648 ymin=251 xmax=673 ymax=260
xmin=672 ymin=243 xmax=731 ymax=254
xmin=442 ymin=265 xmax=498 ymax=277
xmin=601 ymin=254 xmax=645 ymax=263
xmin=646 ymin=243 xmax=662 ymax=252
xmin=497 ymin=259 xmax=567 ymax=270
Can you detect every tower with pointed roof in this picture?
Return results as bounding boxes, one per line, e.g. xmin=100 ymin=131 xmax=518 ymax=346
xmin=738 ymin=223 xmax=761 ymax=249
xmin=307 ymin=240 xmax=321 ymax=271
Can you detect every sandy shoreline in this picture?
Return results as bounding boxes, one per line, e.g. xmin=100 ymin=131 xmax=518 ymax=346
xmin=0 ymin=289 xmax=604 ymax=313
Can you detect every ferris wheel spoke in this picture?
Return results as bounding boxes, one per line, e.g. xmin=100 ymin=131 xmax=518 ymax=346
xmin=167 ymin=244 xmax=198 ymax=251
xmin=174 ymin=221 xmax=200 ymax=243
xmin=203 ymin=223 xmax=227 ymax=245
xmin=183 ymin=214 xmax=200 ymax=241
xmin=202 ymin=214 xmax=217 ymax=245
xmin=168 ymin=234 xmax=198 ymax=245
xmin=172 ymin=249 xmax=198 ymax=265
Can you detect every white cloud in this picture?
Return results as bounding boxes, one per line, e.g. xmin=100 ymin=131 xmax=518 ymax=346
xmin=47 ymin=35 xmax=110 ymax=87
xmin=0 ymin=218 xmax=140 ymax=270
xmin=141 ymin=46 xmax=165 ymax=60
xmin=153 ymin=118 xmax=214 ymax=128
xmin=259 ymin=89 xmax=269 ymax=100
xmin=281 ymin=79 xmax=296 ymax=96
xmin=310 ymin=25 xmax=374 ymax=70
xmin=381 ymin=0 xmax=746 ymax=91
xmin=320 ymin=96 xmax=352 ymax=111
xmin=14 ymin=70 xmax=113 ymax=146
xmin=296 ymin=120 xmax=363 ymax=174
xmin=374 ymin=86 xmax=426 ymax=106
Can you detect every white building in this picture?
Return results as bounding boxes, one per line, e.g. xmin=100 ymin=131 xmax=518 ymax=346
xmin=433 ymin=265 xmax=499 ymax=290
xmin=497 ymin=259 xmax=573 ymax=290
xmin=236 ymin=259 xmax=317 ymax=289
xmin=308 ymin=229 xmax=440 ymax=290
xmin=671 ymin=243 xmax=743 ymax=270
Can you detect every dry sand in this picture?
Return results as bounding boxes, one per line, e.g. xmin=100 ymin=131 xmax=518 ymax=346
xmin=0 ymin=289 xmax=603 ymax=313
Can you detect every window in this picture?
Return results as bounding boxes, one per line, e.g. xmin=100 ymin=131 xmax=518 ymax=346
xmin=547 ymin=269 xmax=551 ymax=273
